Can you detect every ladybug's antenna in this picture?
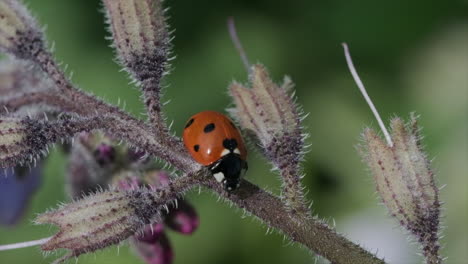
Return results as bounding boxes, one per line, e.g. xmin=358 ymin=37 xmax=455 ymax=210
xmin=227 ymin=17 xmax=251 ymax=74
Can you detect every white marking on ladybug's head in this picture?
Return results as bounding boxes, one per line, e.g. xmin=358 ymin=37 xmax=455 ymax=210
xmin=221 ymin=148 xmax=230 ymax=157
xmin=213 ymin=172 xmax=225 ymax=183
xmin=234 ymin=148 xmax=240 ymax=154
xmin=227 ymin=186 xmax=233 ymax=191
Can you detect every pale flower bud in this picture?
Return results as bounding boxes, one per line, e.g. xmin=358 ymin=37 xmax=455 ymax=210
xmin=103 ymin=0 xmax=170 ymax=127
xmin=102 ymin=0 xmax=169 ymax=82
xmin=0 ymin=117 xmax=36 ymax=168
xmin=35 ymin=188 xmax=162 ymax=261
xmin=1 ymin=116 xmax=78 ymax=168
xmin=229 ymin=64 xmax=308 ymax=216
xmin=0 ymin=0 xmax=45 ymax=59
xmin=361 ymin=116 xmax=441 ymax=263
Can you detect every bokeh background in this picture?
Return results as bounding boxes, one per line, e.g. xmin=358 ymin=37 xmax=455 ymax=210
xmin=0 ymin=0 xmax=466 ymax=263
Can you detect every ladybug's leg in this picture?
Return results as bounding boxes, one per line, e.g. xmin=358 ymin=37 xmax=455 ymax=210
xmin=209 ymin=161 xmax=226 ymax=184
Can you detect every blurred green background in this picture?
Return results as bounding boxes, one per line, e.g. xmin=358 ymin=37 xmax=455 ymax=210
xmin=1 ymin=0 xmax=467 ymax=263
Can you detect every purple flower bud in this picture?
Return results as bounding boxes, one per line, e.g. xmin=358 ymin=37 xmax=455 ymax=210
xmin=133 ymin=232 xmax=174 ymax=264
xmin=136 ymin=223 xmax=165 ymax=244
xmin=93 ymin=143 xmax=116 ymax=166
xmin=164 ymin=200 xmax=199 ymax=235
xmin=67 ymin=132 xmax=122 ymax=198
xmin=145 ymin=170 xmax=171 ymax=189
xmin=0 ymin=165 xmax=41 ymax=225
xmin=116 ymin=176 xmax=141 ymax=191
xmin=127 ymin=148 xmax=149 ymax=164
xmin=67 ymin=136 xmax=108 ymax=198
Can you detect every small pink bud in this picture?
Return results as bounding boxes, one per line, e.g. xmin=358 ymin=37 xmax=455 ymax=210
xmin=93 ymin=143 xmax=116 ymax=166
xmin=145 ymin=170 xmax=171 ymax=189
xmin=136 ymin=223 xmax=165 ymax=244
xmin=132 ymin=232 xmax=173 ymax=264
xmin=164 ymin=200 xmax=199 ymax=235
xmin=127 ymin=148 xmax=149 ymax=163
xmin=116 ymin=175 xmax=141 ymax=191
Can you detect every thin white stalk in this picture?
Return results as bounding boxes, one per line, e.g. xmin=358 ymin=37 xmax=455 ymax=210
xmin=227 ymin=17 xmax=251 ymax=73
xmin=0 ymin=236 xmax=52 ymax=251
xmin=342 ymin=43 xmax=393 ymax=147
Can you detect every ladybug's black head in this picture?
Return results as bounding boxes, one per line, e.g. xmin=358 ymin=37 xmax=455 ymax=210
xmin=210 ymin=152 xmax=247 ymax=192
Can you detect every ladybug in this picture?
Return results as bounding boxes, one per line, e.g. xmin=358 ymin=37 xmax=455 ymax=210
xmin=183 ymin=111 xmax=248 ymax=191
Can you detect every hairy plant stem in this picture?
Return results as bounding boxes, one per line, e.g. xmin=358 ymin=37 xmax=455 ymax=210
xmin=167 ymin=172 xmax=384 ymax=264
xmin=33 ymin=49 xmax=140 ymax=123
xmin=23 ymin=48 xmax=192 ymax=170
xmin=176 ymin=159 xmax=384 ymax=264
xmin=0 ymin=91 xmax=81 ymax=114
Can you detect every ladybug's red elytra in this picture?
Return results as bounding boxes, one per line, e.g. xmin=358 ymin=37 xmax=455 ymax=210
xmin=183 ymin=111 xmax=248 ymax=191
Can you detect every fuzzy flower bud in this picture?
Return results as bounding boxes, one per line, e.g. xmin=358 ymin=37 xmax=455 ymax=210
xmin=103 ymin=0 xmax=169 ymax=82
xmin=125 ymin=170 xmax=199 ymax=235
xmin=0 ymin=0 xmax=45 ymax=59
xmin=163 ymin=199 xmax=198 ymax=235
xmin=145 ymin=170 xmax=171 ymax=188
xmin=67 ymin=133 xmax=116 ymax=198
xmin=35 ymin=188 xmax=163 ymax=261
xmin=0 ymin=117 xmax=37 ymax=168
xmin=229 ymin=64 xmax=308 ymax=216
xmin=117 ymin=172 xmax=192 ymax=264
xmin=361 ymin=116 xmax=441 ymax=263
xmin=103 ymin=0 xmax=171 ymax=129
xmin=1 ymin=116 xmax=92 ymax=169
xmin=135 ymin=222 xmax=165 ymax=244
xmin=133 ymin=231 xmax=173 ymax=264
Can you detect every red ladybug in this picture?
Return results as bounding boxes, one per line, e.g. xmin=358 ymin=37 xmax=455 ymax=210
xmin=183 ymin=111 xmax=248 ymax=191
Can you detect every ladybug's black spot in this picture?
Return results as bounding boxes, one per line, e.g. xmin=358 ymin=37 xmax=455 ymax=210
xmin=185 ymin=118 xmax=194 ymax=129
xmin=223 ymin=138 xmax=238 ymax=151
xmin=204 ymin=123 xmax=215 ymax=133
xmin=193 ymin=144 xmax=200 ymax=152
